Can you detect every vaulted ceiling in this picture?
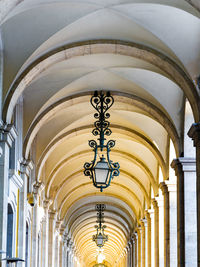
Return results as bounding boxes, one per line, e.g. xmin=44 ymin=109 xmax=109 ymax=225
xmin=0 ymin=0 xmax=199 ymax=265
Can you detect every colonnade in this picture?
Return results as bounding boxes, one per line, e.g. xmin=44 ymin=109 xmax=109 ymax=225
xmin=117 ymin=147 xmax=199 ymax=267
xmin=0 ymin=121 xmax=200 ymax=266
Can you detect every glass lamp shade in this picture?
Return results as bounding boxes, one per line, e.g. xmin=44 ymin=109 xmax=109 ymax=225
xmin=94 ymin=156 xmax=110 ymax=186
xmin=97 ymin=233 xmax=104 ymax=247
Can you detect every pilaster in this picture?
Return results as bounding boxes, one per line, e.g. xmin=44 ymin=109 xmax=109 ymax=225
xmin=160 ymin=182 xmax=169 ymax=267
xmin=30 ymin=182 xmax=43 ymax=267
xmin=41 ymin=199 xmax=52 ymax=267
xmin=145 ymin=211 xmax=151 ymax=267
xmin=155 ymin=194 xmax=164 ymax=267
xmin=48 ymin=210 xmax=57 ymax=267
xmin=172 ymin=157 xmax=197 ymax=267
xmin=136 ymin=226 xmax=142 ymax=267
xmin=188 ymin=123 xmax=200 ymax=266
xmin=152 ymin=199 xmax=159 ymax=267
xmin=18 ymin=159 xmax=33 ymax=267
xmin=140 ymin=220 xmax=146 ymax=267
xmin=0 ymin=124 xmax=17 ymax=266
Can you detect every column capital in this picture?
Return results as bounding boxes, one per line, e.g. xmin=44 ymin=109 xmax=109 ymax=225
xmin=48 ymin=210 xmax=57 ymax=220
xmin=152 ymin=198 xmax=158 ymax=209
xmin=155 ymin=195 xmax=164 ymax=207
xmin=33 ymin=181 xmax=44 ymax=195
xmin=171 ymin=157 xmax=196 ymax=173
xmin=127 ymin=241 xmax=132 ymax=249
xmin=140 ymin=217 xmax=147 ymax=227
xmin=188 ymin=122 xmax=200 ymax=147
xmin=43 ymin=198 xmax=52 ymax=210
xmin=144 ymin=210 xmax=151 ymax=220
xmin=164 ymin=180 xmax=176 ymax=192
xmin=0 ymin=123 xmax=17 ymax=147
xmin=56 ymin=220 xmax=62 ymax=230
xmin=19 ymin=159 xmax=34 ymax=176
xmin=60 ymin=226 xmax=65 ymax=236
xmin=135 ymin=226 xmax=142 ymax=235
xmin=131 ymin=232 xmax=138 ymax=241
xmin=159 ymin=182 xmax=168 ymax=195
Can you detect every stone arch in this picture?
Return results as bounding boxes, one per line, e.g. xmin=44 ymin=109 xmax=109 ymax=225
xmin=3 ymin=40 xmax=199 ymax=124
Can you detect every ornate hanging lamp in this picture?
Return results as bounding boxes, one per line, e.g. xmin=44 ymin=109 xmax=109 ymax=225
xmin=84 ymin=91 xmax=120 ymax=192
xmin=92 ymin=204 xmax=108 ymax=248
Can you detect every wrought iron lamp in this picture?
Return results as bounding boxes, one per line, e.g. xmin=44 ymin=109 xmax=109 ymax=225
xmin=84 ymin=91 xmax=120 ymax=192
xmin=93 ymin=225 xmax=108 ymax=248
xmin=93 ymin=204 xmax=108 ymax=248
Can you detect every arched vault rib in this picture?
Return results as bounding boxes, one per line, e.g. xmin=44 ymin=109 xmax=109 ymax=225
xmin=74 ymin=223 xmax=126 ymax=250
xmin=66 ymin=205 xmax=133 ymax=232
xmin=71 ymin=217 xmax=129 ymax=242
xmin=49 ymin=168 xmax=149 ymax=211
xmin=58 ymin=190 xmax=140 ymax=221
xmin=3 ymin=40 xmax=199 ymax=124
xmin=24 ymin=92 xmax=180 ymax=163
xmin=46 ymin=149 xmax=157 ymax=197
xmin=68 ymin=211 xmax=131 ymax=237
xmin=76 ymin=230 xmax=125 ymax=253
xmin=64 ymin=198 xmax=136 ymax=227
xmin=76 ymin=232 xmax=125 ymax=258
xmin=37 ymin=125 xmax=167 ymax=184
xmin=52 ymin=169 xmax=150 ymax=211
xmin=72 ymin=219 xmax=128 ymax=245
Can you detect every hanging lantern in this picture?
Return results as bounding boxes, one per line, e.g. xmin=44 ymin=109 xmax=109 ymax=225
xmin=84 ymin=91 xmax=120 ymax=192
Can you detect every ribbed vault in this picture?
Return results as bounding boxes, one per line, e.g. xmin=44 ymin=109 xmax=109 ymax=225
xmin=0 ymin=0 xmax=199 ymax=265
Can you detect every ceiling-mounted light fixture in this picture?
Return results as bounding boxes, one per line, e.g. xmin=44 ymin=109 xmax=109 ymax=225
xmin=84 ymin=91 xmax=120 ymax=192
xmin=92 ymin=204 xmax=108 ymax=248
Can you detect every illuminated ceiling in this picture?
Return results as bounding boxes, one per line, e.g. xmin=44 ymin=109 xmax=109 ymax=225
xmin=0 ymin=0 xmax=200 ymax=265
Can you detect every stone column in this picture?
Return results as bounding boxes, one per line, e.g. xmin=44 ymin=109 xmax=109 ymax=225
xmin=59 ymin=229 xmax=65 ymax=267
xmin=54 ymin=234 xmax=59 ymax=267
xmin=188 ymin=123 xmax=200 ymax=266
xmin=136 ymin=226 xmax=142 ymax=267
xmin=127 ymin=244 xmax=131 ymax=267
xmin=140 ymin=220 xmax=146 ymax=267
xmin=152 ymin=199 xmax=159 ymax=267
xmin=132 ymin=235 xmax=137 ymax=267
xmin=48 ymin=210 xmax=56 ymax=267
xmin=145 ymin=211 xmax=151 ymax=267
xmin=54 ymin=220 xmax=62 ymax=266
xmin=0 ymin=124 xmax=16 ymax=267
xmin=160 ymin=182 xmax=170 ymax=267
xmin=30 ymin=182 xmax=43 ymax=267
xmin=66 ymin=249 xmax=70 ymax=267
xmin=148 ymin=209 xmax=154 ymax=267
xmin=172 ymin=158 xmax=197 ymax=267
xmin=127 ymin=242 xmax=132 ymax=267
xmin=156 ymin=195 xmax=164 ymax=267
xmin=134 ymin=232 xmax=138 ymax=267
xmin=18 ymin=160 xmax=33 ymax=267
xmin=166 ymin=181 xmax=177 ymax=267
xmin=160 ymin=181 xmax=177 ymax=267
xmin=41 ymin=199 xmax=52 ymax=267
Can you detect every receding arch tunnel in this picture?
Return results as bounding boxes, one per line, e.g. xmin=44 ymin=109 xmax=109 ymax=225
xmin=0 ymin=1 xmax=199 ymax=266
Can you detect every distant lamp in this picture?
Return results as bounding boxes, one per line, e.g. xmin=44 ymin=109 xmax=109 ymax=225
xmin=93 ymin=204 xmax=108 ymax=248
xmin=93 ymin=226 xmax=108 ymax=248
xmin=84 ymin=91 xmax=120 ymax=192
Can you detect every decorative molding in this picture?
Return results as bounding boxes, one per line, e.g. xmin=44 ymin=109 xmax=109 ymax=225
xmin=9 ymin=169 xmax=23 ymax=188
xmin=19 ymin=158 xmax=34 ymax=177
xmin=0 ymin=123 xmax=17 ymax=147
xmin=171 ymin=157 xmax=196 ymax=173
xmin=188 ymin=123 xmax=200 ymax=147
